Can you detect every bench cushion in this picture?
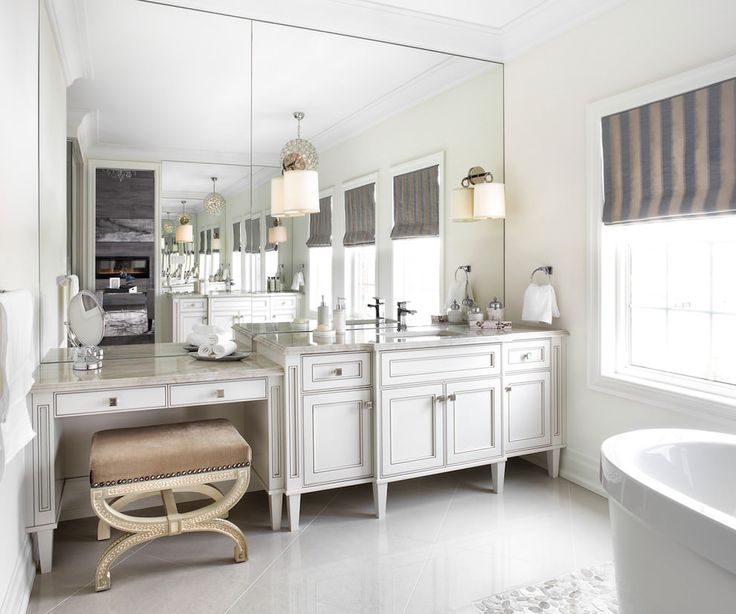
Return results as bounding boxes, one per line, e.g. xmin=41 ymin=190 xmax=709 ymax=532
xmin=90 ymin=419 xmax=251 ymax=487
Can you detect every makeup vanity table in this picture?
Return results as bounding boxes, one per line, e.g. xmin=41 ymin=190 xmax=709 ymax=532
xmin=26 ymin=343 xmax=284 ymax=573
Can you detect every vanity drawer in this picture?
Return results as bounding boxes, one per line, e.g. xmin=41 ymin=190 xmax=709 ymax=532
xmin=169 ymin=379 xmax=266 ymax=406
xmin=55 ymin=386 xmax=167 ymax=417
xmin=178 ymin=298 xmax=207 ymax=312
xmin=302 ymin=352 xmax=371 ymax=392
xmin=380 ymin=344 xmax=500 ymax=387
xmin=271 ymin=295 xmax=296 ymax=310
xmin=251 ymin=297 xmax=270 ymax=311
xmin=503 ymin=339 xmax=550 ymax=372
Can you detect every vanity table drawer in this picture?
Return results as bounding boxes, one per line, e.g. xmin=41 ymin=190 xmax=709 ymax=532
xmin=380 ymin=344 xmax=500 ymax=387
xmin=503 ymin=340 xmax=550 ymax=372
xmin=55 ymin=386 xmax=167 ymax=417
xmin=169 ymin=379 xmax=266 ymax=406
xmin=271 ymin=295 xmax=296 ymax=310
xmin=178 ymin=298 xmax=207 ymax=311
xmin=302 ymin=352 xmax=371 ymax=392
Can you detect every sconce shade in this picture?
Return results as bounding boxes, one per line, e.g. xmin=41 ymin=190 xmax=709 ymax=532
xmin=176 ymin=223 xmax=193 ymax=243
xmin=473 ymin=182 xmax=506 ymax=219
xmin=283 ymin=169 xmax=320 ymax=215
xmin=211 ymin=237 xmax=221 ymax=251
xmin=268 ymin=225 xmax=288 ymax=244
xmin=451 ymin=188 xmax=474 ymax=222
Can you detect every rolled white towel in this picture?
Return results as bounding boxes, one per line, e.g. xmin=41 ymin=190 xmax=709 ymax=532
xmin=207 ymin=332 xmax=232 ymax=346
xmin=187 ymin=332 xmax=210 ymax=347
xmin=198 ymin=343 xmax=214 ymax=357
xmin=213 ymin=340 xmax=237 ymax=359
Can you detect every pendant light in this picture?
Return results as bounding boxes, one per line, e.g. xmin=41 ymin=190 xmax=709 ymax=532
xmin=271 ymin=112 xmax=320 ymax=216
xmin=203 ymin=176 xmax=225 ymax=216
xmin=268 ymin=218 xmax=288 ymax=244
xmin=176 ymin=201 xmax=193 ymax=243
xmin=161 ymin=212 xmax=174 ymax=234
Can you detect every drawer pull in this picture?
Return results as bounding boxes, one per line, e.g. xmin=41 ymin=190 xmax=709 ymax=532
xmin=333 ymin=368 xmax=343 ymax=376
xmin=108 ymin=397 xmax=118 ymax=407
xmin=505 ymin=386 xmax=512 ymax=392
xmin=364 ymin=401 xmax=373 ymax=410
xmin=521 ymin=352 xmax=531 ymax=360
xmin=216 ymin=389 xmax=225 ymax=399
xmin=447 ymin=393 xmax=456 ymax=402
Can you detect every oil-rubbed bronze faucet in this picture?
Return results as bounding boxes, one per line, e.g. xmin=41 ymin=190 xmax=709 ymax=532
xmin=396 ymin=301 xmax=417 ymax=331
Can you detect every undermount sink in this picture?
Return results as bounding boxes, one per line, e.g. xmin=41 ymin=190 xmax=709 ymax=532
xmin=378 ymin=329 xmax=464 ymax=339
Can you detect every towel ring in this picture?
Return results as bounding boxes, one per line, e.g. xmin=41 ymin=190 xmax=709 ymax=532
xmin=455 ymin=265 xmax=471 ymax=281
xmin=530 ymin=266 xmax=553 ymax=281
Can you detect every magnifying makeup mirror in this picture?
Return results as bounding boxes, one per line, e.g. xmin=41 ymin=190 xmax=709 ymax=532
xmin=68 ymin=290 xmax=105 ymax=370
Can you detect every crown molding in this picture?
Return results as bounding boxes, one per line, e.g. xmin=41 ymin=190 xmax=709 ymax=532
xmin=45 ymin=0 xmax=93 ymax=86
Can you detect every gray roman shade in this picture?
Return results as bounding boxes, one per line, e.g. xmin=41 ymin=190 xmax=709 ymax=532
xmin=390 ymin=165 xmax=440 ymax=239
xmin=343 ymin=183 xmax=375 ymax=246
xmin=265 ymin=215 xmax=277 ymax=252
xmin=602 ymin=77 xmax=736 ymax=224
xmin=247 ymin=218 xmax=261 ymax=254
xmin=212 ymin=228 xmax=220 ymax=252
xmin=205 ymin=229 xmax=212 ymax=254
xmin=306 ymin=196 xmax=332 ymax=248
xmin=199 ymin=230 xmax=205 ymax=254
xmin=232 ymin=221 xmax=241 ymax=252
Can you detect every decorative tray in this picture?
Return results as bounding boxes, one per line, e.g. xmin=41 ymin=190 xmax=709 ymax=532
xmin=183 ymin=344 xmax=199 ymax=351
xmin=188 ymin=351 xmax=250 ymax=362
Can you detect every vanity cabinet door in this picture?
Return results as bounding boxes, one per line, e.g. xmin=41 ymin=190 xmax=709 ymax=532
xmin=446 ymin=378 xmax=502 ymax=465
xmin=380 ymin=384 xmax=444 ymax=477
xmin=503 ymin=372 xmax=551 ymax=453
xmin=303 ymin=389 xmax=373 ymax=486
xmin=176 ymin=310 xmax=207 ymax=342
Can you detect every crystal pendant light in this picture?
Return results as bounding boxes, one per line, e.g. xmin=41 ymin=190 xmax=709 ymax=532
xmin=280 ymin=112 xmax=318 ymax=171
xmin=176 ymin=201 xmax=193 ymax=243
xmin=203 ymin=176 xmax=225 ymax=216
xmin=161 ymin=212 xmax=174 ymax=235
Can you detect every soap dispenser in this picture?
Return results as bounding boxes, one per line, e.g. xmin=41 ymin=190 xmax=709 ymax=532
xmin=333 ymin=297 xmax=347 ymax=333
xmin=317 ymin=295 xmax=331 ymax=328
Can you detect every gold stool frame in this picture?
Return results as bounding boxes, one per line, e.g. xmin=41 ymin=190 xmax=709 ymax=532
xmin=90 ymin=466 xmax=250 ymax=591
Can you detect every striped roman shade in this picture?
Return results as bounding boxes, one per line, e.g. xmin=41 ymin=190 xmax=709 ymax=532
xmin=602 ymin=78 xmax=736 ymax=224
xmin=199 ymin=230 xmax=205 ymax=254
xmin=307 ymin=196 xmax=332 ymax=248
xmin=390 ymin=165 xmax=440 ymax=239
xmin=343 ymin=183 xmax=375 ymax=246
xmin=247 ymin=218 xmax=261 ymax=254
xmin=205 ymin=229 xmax=212 ymax=254
xmin=212 ymin=228 xmax=220 ymax=252
xmin=232 ymin=221 xmax=241 ymax=252
xmin=265 ymin=215 xmax=277 ymax=252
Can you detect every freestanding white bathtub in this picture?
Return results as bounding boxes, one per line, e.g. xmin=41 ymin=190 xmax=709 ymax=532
xmin=600 ymin=429 xmax=736 ymax=614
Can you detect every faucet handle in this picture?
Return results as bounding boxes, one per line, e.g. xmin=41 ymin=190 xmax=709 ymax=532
xmin=397 ymin=300 xmax=408 ymax=308
xmin=370 ymin=296 xmax=384 ymax=305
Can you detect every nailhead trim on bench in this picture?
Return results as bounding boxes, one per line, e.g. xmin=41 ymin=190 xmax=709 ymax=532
xmin=90 ymin=461 xmax=251 ymax=488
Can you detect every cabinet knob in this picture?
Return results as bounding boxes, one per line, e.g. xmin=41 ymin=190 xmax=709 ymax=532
xmin=364 ymin=401 xmax=373 ymax=410
xmin=447 ymin=393 xmax=456 ymax=402
xmin=108 ymin=397 xmax=118 ymax=407
xmin=333 ymin=368 xmax=343 ymax=376
xmin=216 ymin=389 xmax=225 ymax=399
xmin=437 ymin=395 xmax=446 ymax=403
xmin=505 ymin=386 xmax=512 ymax=392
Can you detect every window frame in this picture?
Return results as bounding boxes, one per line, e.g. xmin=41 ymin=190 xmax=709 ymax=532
xmin=586 ymin=54 xmax=736 ymax=421
xmin=307 ymin=188 xmax=334 ymax=317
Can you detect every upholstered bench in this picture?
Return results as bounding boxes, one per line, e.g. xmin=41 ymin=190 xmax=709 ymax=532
xmin=89 ymin=419 xmax=251 ymax=591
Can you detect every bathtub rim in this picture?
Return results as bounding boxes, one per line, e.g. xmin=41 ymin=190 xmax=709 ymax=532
xmin=600 ymin=428 xmax=736 ymax=576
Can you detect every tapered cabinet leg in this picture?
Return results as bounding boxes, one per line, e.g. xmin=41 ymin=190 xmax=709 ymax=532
xmin=34 ymin=529 xmax=54 ymax=574
xmin=268 ymin=493 xmax=283 ymax=531
xmin=547 ymin=448 xmax=561 ymax=478
xmin=286 ymin=494 xmax=301 ymax=532
xmin=491 ymin=461 xmax=506 ymax=494
xmin=373 ymin=482 xmax=388 ymax=518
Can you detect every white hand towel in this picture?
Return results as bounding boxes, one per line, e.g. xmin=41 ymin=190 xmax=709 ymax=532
xmin=521 ymin=283 xmax=561 ymax=325
xmin=291 ymin=271 xmax=305 ymax=292
xmin=207 ymin=333 xmax=232 ymax=346
xmin=197 ymin=343 xmax=214 ymax=357
xmin=444 ymin=278 xmax=474 ymax=310
xmin=213 ymin=340 xmax=237 ymax=359
xmin=0 ymin=290 xmax=36 ymax=475
xmin=186 ymin=332 xmax=211 ymax=347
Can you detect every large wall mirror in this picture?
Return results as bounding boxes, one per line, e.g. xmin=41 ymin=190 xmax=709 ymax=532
xmin=51 ymin=0 xmax=503 ymax=345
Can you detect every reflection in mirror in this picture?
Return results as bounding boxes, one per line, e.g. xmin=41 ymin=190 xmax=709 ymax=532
xmin=252 ymin=22 xmax=504 ymax=327
xmin=68 ymin=290 xmax=105 ymax=370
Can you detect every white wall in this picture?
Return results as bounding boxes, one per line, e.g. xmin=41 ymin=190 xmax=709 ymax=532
xmin=504 ymin=0 xmax=736 ymax=491
xmin=0 ymin=0 xmax=40 ymax=611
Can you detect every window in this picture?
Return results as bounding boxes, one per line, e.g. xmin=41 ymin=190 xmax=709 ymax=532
xmin=390 ymin=158 xmax=442 ymax=324
xmin=231 ymin=220 xmax=242 ymax=291
xmin=592 ymin=69 xmax=736 ymax=410
xmin=264 ymin=215 xmax=279 ymax=279
xmin=307 ymin=195 xmax=333 ymax=313
xmin=343 ymin=181 xmax=376 ymax=318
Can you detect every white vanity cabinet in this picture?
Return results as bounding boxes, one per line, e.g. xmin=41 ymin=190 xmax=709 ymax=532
xmin=171 ymin=297 xmax=207 ymax=342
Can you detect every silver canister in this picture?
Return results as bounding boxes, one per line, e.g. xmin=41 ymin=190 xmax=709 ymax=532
xmin=487 ymin=297 xmax=504 ymax=322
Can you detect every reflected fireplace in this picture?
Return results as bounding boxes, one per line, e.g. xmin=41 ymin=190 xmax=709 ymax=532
xmin=95 ymin=256 xmax=150 ymax=279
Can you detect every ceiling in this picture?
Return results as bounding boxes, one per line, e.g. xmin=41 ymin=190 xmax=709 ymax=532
xmin=52 ymin=0 xmax=622 ymax=201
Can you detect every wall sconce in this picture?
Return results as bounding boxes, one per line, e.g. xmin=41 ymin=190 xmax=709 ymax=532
xmin=451 ymin=166 xmax=506 ymax=221
xmin=271 ymin=112 xmax=320 ymax=217
xmin=268 ymin=219 xmax=288 ymax=244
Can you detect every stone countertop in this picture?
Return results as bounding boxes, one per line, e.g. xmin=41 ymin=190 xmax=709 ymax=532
xmin=238 ymin=324 xmax=568 ymax=356
xmin=168 ymin=291 xmax=301 ymax=299
xmin=33 ymin=345 xmax=283 ymax=392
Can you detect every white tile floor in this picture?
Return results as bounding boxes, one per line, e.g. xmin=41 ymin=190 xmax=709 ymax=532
xmin=26 ymin=460 xmax=612 ymax=614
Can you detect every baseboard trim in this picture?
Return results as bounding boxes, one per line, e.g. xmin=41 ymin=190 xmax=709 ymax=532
xmin=0 ymin=536 xmax=34 ymax=614
xmin=559 ymin=447 xmax=607 ymax=498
